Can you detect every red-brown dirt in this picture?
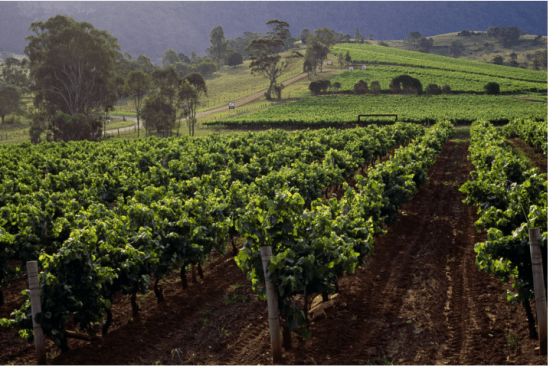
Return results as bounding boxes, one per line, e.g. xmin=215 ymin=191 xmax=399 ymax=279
xmin=0 ymin=135 xmax=547 ymax=365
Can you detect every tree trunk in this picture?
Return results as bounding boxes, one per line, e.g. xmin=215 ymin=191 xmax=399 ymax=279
xmin=197 ymin=263 xmax=204 ymax=279
xmin=230 ymin=236 xmax=239 ymax=256
xmin=154 ymin=278 xmax=165 ymax=303
xmin=131 ymin=293 xmax=140 ymax=320
xmin=180 ymin=266 xmax=188 ymax=290
xmin=191 ymin=264 xmax=197 ymax=283
xmin=102 ymin=307 xmax=112 ymax=335
xmin=282 ymin=322 xmax=292 ymax=351
xmin=522 ymin=299 xmax=538 ymax=339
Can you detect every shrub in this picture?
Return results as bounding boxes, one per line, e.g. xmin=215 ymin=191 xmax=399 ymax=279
xmin=353 ymin=80 xmax=369 ymax=95
xmin=377 ymin=41 xmax=389 ymax=47
xmin=425 ymin=84 xmax=442 ymax=95
xmin=484 ymin=82 xmax=500 ymax=95
xmin=441 ymin=85 xmax=452 ymax=94
xmin=309 ymin=81 xmax=323 ymax=95
xmin=390 ymin=75 xmax=423 ymax=95
xmin=370 ymin=81 xmax=381 ymax=95
xmin=320 ymin=80 xmax=332 ymax=92
xmin=492 ymin=56 xmax=504 ymax=65
xmin=332 ymin=82 xmax=341 ymax=90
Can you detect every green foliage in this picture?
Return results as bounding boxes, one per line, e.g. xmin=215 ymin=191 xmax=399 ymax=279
xmin=25 ymin=15 xmax=121 ymax=116
xmin=210 ymin=94 xmax=546 ymax=128
xmin=0 ymin=85 xmax=22 ymax=124
xmin=353 ymin=80 xmax=369 ymax=95
xmin=331 ymin=43 xmax=547 ymax=84
xmin=459 ymin=121 xmax=547 ymax=305
xmin=484 ymin=82 xmax=500 ymax=95
xmin=502 ymin=119 xmax=547 ymax=158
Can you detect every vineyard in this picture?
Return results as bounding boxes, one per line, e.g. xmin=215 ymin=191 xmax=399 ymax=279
xmin=328 ymin=67 xmax=546 ymax=93
xmin=330 ymin=43 xmax=548 ymax=84
xmin=0 ymin=31 xmax=548 ymax=364
xmin=207 ymin=94 xmax=547 ymax=128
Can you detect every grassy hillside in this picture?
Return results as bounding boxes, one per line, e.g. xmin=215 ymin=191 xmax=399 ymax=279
xmin=368 ymin=32 xmax=547 ymax=67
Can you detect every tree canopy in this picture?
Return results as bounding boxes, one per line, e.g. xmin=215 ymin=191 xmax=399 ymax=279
xmin=25 ymin=15 xmax=121 ymax=116
xmin=246 ymin=19 xmax=302 ymax=100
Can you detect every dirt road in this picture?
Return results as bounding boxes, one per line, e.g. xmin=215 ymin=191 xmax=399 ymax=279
xmin=103 ymin=70 xmax=318 ymax=135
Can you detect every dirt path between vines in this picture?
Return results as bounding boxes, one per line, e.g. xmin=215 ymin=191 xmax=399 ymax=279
xmin=1 ymin=136 xmax=546 ymax=365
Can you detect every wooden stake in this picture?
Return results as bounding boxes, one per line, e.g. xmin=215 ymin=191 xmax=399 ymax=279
xmin=261 ymin=246 xmax=282 ymax=362
xmin=27 ymin=261 xmax=46 ymax=365
xmin=529 ymin=228 xmax=547 ymax=355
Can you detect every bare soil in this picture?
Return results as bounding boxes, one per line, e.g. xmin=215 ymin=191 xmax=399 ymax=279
xmin=0 ymin=135 xmax=547 ymax=365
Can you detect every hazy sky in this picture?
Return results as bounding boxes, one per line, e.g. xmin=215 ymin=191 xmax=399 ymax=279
xmin=0 ymin=1 xmax=548 ymax=63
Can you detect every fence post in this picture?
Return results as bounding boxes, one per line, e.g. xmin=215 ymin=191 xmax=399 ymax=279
xmin=260 ymin=246 xmax=282 ymax=362
xmin=529 ymin=228 xmax=547 ymax=355
xmin=27 ymin=261 xmax=46 ymax=365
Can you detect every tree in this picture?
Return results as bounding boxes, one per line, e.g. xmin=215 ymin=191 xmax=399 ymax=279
xmin=207 ymin=25 xmax=227 ymax=70
xmin=178 ymin=72 xmax=207 ymax=137
xmin=300 ymin=28 xmax=311 ymax=44
xmin=48 ymin=111 xmax=103 ymax=142
xmin=178 ymin=53 xmax=191 ymax=64
xmin=303 ymin=59 xmax=314 ymax=77
xmin=354 ymin=28 xmax=366 ymax=44
xmin=162 ymin=49 xmax=180 ymax=66
xmin=450 ymin=40 xmax=464 ymax=57
xmin=305 ymin=35 xmax=329 ymax=74
xmin=484 ymin=82 xmax=500 ymax=95
xmin=142 ymin=93 xmax=173 ymax=135
xmin=124 ymin=70 xmax=151 ymax=138
xmin=417 ymin=37 xmax=434 ymax=53
xmin=1 ymin=57 xmax=29 ymax=88
xmin=405 ymin=31 xmax=423 ymax=50
xmin=25 ymin=15 xmax=120 ymax=117
xmin=492 ymin=56 xmax=504 ymax=65
xmin=314 ymin=27 xmax=336 ymax=49
xmin=228 ymin=31 xmax=262 ymax=59
xmin=197 ymin=61 xmax=217 ymax=76
xmin=137 ymin=54 xmax=157 ymax=75
xmin=245 ymin=19 xmax=302 ymax=100
xmin=227 ymin=51 xmax=243 ymax=68
xmin=0 ymin=85 xmax=22 ymax=124
xmin=151 ymin=66 xmax=180 ymax=136
xmin=173 ymin=62 xmax=191 ymax=78
xmin=345 ymin=51 xmax=352 ymax=64
xmin=338 ymin=51 xmax=345 ymax=68
xmin=532 ymin=50 xmax=547 ymax=71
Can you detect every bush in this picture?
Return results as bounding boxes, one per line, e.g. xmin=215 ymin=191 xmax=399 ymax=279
xmin=390 ymin=75 xmax=423 ymax=95
xmin=484 ymin=82 xmax=500 ymax=95
xmin=377 ymin=41 xmax=389 ymax=47
xmin=320 ymin=80 xmax=332 ymax=92
xmin=353 ymin=80 xmax=369 ymax=95
xmin=370 ymin=81 xmax=381 ymax=95
xmin=308 ymin=81 xmax=322 ymax=95
xmin=492 ymin=56 xmax=504 ymax=65
xmin=441 ymin=85 xmax=452 ymax=94
xmin=425 ymin=84 xmax=442 ymax=95
xmin=332 ymin=82 xmax=341 ymax=90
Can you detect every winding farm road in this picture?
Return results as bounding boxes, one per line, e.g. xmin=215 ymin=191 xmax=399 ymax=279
xmin=104 ymin=69 xmax=328 ymax=135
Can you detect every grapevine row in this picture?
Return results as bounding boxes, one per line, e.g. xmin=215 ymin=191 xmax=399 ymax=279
xmin=459 ymin=120 xmax=547 ymax=336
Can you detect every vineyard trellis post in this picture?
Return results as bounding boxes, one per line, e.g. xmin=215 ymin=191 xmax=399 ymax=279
xmin=261 ymin=246 xmax=282 ymax=361
xmin=27 ymin=261 xmax=46 ymax=365
xmin=529 ymin=228 xmax=547 ymax=355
